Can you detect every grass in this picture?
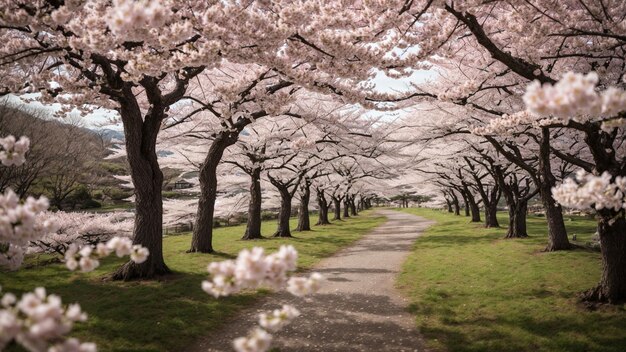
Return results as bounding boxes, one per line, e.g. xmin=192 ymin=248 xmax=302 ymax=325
xmin=2 ymin=211 xmax=384 ymax=351
xmin=396 ymin=208 xmax=626 ymax=352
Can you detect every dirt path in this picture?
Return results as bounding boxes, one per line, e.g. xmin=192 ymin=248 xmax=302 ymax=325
xmin=191 ymin=209 xmax=434 ymax=352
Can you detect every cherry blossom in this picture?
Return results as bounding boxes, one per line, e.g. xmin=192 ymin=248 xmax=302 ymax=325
xmin=258 ymin=305 xmax=300 ymax=333
xmin=64 ymin=237 xmax=149 ymax=273
xmin=0 ymin=135 xmax=29 ymax=167
xmin=552 ymin=170 xmax=626 ymax=211
xmin=232 ymin=328 xmax=272 ymax=352
xmin=0 ymin=285 xmax=94 ymax=352
xmin=0 ymin=189 xmax=58 ymax=270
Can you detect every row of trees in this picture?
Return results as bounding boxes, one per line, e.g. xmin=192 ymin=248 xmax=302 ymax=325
xmin=2 ymin=0 xmax=625 ymax=305
xmin=0 ymin=0 xmax=431 ymax=280
xmin=383 ymin=1 xmax=626 ymax=304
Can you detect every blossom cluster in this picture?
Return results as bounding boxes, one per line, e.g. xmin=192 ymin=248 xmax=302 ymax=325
xmin=202 ymin=246 xmax=323 ymax=352
xmin=523 ymin=72 xmax=626 ymax=123
xmin=32 ymin=211 xmax=134 ymax=256
xmin=552 ymin=170 xmax=626 ymax=211
xmin=0 ymin=135 xmax=30 ymax=167
xmin=471 ymin=111 xmax=537 ymax=135
xmin=258 ymin=305 xmax=300 ymax=333
xmin=202 ymin=245 xmax=302 ymax=297
xmin=437 ymin=80 xmax=480 ymax=102
xmin=64 ymin=237 xmax=149 ymax=272
xmin=231 ymin=305 xmax=301 ymax=352
xmin=0 ymin=189 xmax=58 ymax=270
xmin=0 ymin=286 xmax=95 ymax=352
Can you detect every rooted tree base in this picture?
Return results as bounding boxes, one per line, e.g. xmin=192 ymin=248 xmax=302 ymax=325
xmin=504 ymin=232 xmax=528 ymax=239
xmin=241 ymin=233 xmax=264 ymax=240
xmin=543 ymin=243 xmax=573 ymax=252
xmin=186 ymin=247 xmax=215 ymax=254
xmin=273 ymin=230 xmax=292 ymax=238
xmin=580 ymin=285 xmax=626 ymax=306
xmin=111 ymin=261 xmax=171 ymax=281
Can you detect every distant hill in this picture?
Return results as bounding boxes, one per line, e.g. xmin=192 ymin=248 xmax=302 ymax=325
xmin=97 ymin=128 xmax=125 ymax=141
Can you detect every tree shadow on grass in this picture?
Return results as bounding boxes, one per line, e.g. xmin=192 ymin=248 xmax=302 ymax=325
xmin=194 ymin=291 xmax=425 ymax=352
xmin=48 ymin=272 xmax=258 ymax=351
xmin=406 ymin=280 xmax=626 ymax=352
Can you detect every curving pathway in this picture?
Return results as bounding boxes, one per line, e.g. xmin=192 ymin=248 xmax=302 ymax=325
xmin=191 ymin=209 xmax=434 ymax=352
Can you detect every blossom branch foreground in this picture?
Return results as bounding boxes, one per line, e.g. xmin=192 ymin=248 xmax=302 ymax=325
xmin=0 ymin=286 xmax=94 ymax=352
xmin=201 ymin=245 xmax=324 ymax=352
xmin=552 ymin=170 xmax=626 ymax=211
xmin=2 ymin=134 xmax=317 ymax=351
xmin=472 ymin=72 xmax=626 ymax=136
xmin=0 ymin=135 xmax=57 ymax=270
xmin=1 ymin=134 xmax=149 ymax=351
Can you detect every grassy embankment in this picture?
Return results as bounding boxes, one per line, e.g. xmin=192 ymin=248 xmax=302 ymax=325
xmin=2 ymin=211 xmax=384 ymax=351
xmin=396 ymin=208 xmax=626 ymax=352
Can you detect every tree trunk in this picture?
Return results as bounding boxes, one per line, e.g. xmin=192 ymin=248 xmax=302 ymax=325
xmin=450 ymin=191 xmax=460 ymax=216
xmin=539 ymin=128 xmax=571 ymax=251
xmin=316 ymin=191 xmax=331 ymax=225
xmin=190 ymin=132 xmax=238 ymax=253
xmin=505 ymin=200 xmax=528 ymax=238
xmin=295 ymin=183 xmax=311 ymax=231
xmin=343 ymin=199 xmax=351 ymax=218
xmin=349 ymin=196 xmax=357 ymax=216
xmin=274 ymin=188 xmax=293 ymax=237
xmin=463 ymin=187 xmax=481 ymax=222
xmin=582 ymin=212 xmax=626 ymax=303
xmin=242 ymin=168 xmax=262 ymax=240
xmin=332 ymin=197 xmax=341 ymax=220
xmin=113 ymin=101 xmax=169 ymax=280
xmin=484 ymin=202 xmax=500 ymax=228
xmin=460 ymin=191 xmax=470 ymax=216
xmin=445 ymin=199 xmax=452 ymax=212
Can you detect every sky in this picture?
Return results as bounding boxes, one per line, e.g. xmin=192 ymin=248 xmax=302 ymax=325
xmin=3 ymin=67 xmax=436 ymax=129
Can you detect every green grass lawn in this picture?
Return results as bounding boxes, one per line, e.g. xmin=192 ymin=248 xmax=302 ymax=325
xmin=2 ymin=211 xmax=384 ymax=351
xmin=396 ymin=208 xmax=626 ymax=352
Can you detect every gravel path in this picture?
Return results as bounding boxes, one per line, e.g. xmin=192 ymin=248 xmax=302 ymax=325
xmin=191 ymin=209 xmax=434 ymax=352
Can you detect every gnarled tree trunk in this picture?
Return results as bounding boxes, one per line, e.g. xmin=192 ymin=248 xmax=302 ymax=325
xmin=242 ymin=167 xmax=262 ymax=240
xmin=332 ymin=197 xmax=341 ymax=220
xmin=450 ymin=190 xmax=460 ymax=215
xmin=113 ymin=100 xmax=170 ymax=280
xmin=583 ymin=211 xmax=626 ymax=303
xmin=349 ymin=196 xmax=357 ymax=216
xmin=484 ymin=199 xmax=500 ymax=228
xmin=343 ymin=198 xmax=351 ymax=218
xmin=462 ymin=185 xmax=481 ymax=222
xmin=505 ymin=200 xmax=528 ymax=238
xmin=539 ymin=128 xmax=570 ymax=251
xmin=316 ymin=190 xmax=331 ymax=225
xmin=295 ymin=182 xmax=311 ymax=231
xmin=274 ymin=186 xmax=293 ymax=237
xmin=190 ymin=132 xmax=238 ymax=253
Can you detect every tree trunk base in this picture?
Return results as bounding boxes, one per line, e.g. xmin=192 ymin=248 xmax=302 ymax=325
xmin=186 ymin=247 xmax=214 ymax=254
xmin=580 ymin=285 xmax=626 ymax=306
xmin=543 ymin=243 xmax=574 ymax=252
xmin=241 ymin=234 xmax=265 ymax=240
xmin=504 ymin=232 xmax=529 ymax=239
xmin=273 ymin=230 xmax=292 ymax=238
xmin=315 ymin=221 xmax=331 ymax=226
xmin=111 ymin=260 xmax=171 ymax=281
xmin=295 ymin=226 xmax=312 ymax=232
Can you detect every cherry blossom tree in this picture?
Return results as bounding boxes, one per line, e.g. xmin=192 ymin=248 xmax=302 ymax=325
xmin=0 ymin=0 xmax=429 ymax=279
